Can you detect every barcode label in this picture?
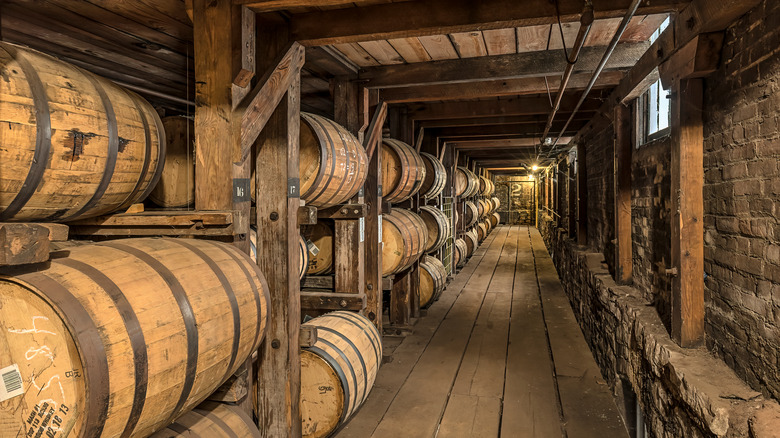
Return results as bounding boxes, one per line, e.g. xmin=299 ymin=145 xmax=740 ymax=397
xmin=0 ymin=364 xmax=24 ymax=401
xmin=307 ymin=239 xmax=320 ymax=256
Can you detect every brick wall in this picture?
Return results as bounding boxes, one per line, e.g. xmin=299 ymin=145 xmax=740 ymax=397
xmin=583 ymin=123 xmax=616 ymax=275
xmin=631 ymin=137 xmax=672 ymax=331
xmin=703 ymin=0 xmax=780 ymax=400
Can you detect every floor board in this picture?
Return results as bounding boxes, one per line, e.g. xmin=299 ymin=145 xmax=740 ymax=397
xmin=334 ymin=226 xmax=627 ymax=438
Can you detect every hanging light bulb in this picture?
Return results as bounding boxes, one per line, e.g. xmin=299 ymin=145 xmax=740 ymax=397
xmin=531 ymin=164 xmax=539 ymax=172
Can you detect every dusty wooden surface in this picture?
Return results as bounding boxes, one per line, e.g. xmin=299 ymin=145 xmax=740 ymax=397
xmin=334 ymin=226 xmax=627 ymax=438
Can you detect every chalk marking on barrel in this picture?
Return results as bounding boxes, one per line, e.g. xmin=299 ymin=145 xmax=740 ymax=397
xmin=8 ymin=316 xmax=57 ymax=336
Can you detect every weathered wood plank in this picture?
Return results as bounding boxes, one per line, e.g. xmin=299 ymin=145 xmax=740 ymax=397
xmin=300 ymin=291 xmax=366 ymax=311
xmin=0 ymin=224 xmax=51 ymax=266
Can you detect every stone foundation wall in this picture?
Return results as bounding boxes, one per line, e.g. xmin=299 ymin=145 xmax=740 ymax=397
xmin=541 ymin=216 xmax=780 ymax=437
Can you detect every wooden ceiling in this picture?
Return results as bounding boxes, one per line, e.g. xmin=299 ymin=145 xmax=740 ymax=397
xmin=0 ymin=0 xmax=682 ymax=171
xmin=330 ymin=14 xmax=667 ymax=67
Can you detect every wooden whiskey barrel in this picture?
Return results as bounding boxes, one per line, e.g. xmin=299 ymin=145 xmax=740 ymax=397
xmin=149 ymin=402 xmax=260 ymax=437
xmin=251 ymin=226 xmax=309 ymax=280
xmin=0 ymin=238 xmax=269 ymax=438
xmin=419 ymin=205 xmax=450 ymax=253
xmin=454 ymin=167 xmax=478 ymax=198
xmin=149 ymin=117 xmax=194 ymax=208
xmin=484 ymin=218 xmax=493 ymax=234
xmin=477 ymin=199 xmax=486 ymax=218
xmin=477 ymin=222 xmax=487 ymax=242
xmin=491 ymin=196 xmax=501 ymax=211
xmin=300 ymin=113 xmax=368 ymax=208
xmin=419 ymin=152 xmax=446 ymax=199
xmin=301 ymin=311 xmax=382 ymax=438
xmin=381 ymin=208 xmax=428 ymax=276
xmin=419 ymin=256 xmax=447 ymax=308
xmin=381 ymin=138 xmax=426 ymax=203
xmin=491 ymin=212 xmax=500 ymax=227
xmin=301 ymin=221 xmax=334 ymax=275
xmin=463 ymin=229 xmax=478 ymax=257
xmin=479 ymin=176 xmax=495 ymax=197
xmin=0 ymin=42 xmax=165 ymax=222
xmin=463 ymin=201 xmax=478 ymax=228
xmin=454 ymin=238 xmax=467 ymax=268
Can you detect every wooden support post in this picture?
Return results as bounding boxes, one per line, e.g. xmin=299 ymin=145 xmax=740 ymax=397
xmin=670 ymin=78 xmax=704 ymax=347
xmin=614 ymin=103 xmax=633 ymax=284
xmin=363 ymin=96 xmax=386 ymax=330
xmin=333 ymin=77 xmax=365 ymax=295
xmin=577 ymin=142 xmax=588 ymax=246
xmin=390 ymin=268 xmax=412 ymax=327
xmin=568 ymin=155 xmax=576 ymax=235
xmin=255 ymin=26 xmax=303 ymax=437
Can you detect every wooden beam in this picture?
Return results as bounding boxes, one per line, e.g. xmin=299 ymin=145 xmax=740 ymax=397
xmin=0 ymin=223 xmax=51 ymax=266
xmin=435 ymin=123 xmax=585 ymax=139
xmin=614 ymin=103 xmax=632 ymax=284
xmin=380 ymin=71 xmax=624 ymax=103
xmin=194 ymin=0 xmax=234 ymax=212
xmin=407 ymin=95 xmax=603 ymax=120
xmin=236 ymin=0 xmax=381 ymax=12
xmin=289 ymin=0 xmax=686 ymax=45
xmin=239 ymin=42 xmax=305 ymax=161
xmin=255 ymin=31 xmax=303 ymax=437
xmin=576 ymin=142 xmax=587 ymax=246
xmin=658 ymin=32 xmax=724 ymax=89
xmin=363 ymin=102 xmax=384 ymax=330
xmin=568 ymin=155 xmax=576 ymax=235
xmin=363 ymin=100 xmax=388 ymax=160
xmin=451 ymin=138 xmax=572 ymax=149
xmin=363 ymin=44 xmax=645 ymax=89
xmin=671 ymin=78 xmax=704 ymax=348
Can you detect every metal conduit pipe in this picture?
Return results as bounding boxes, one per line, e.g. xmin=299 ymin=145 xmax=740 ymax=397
xmin=548 ymin=0 xmax=644 ymax=150
xmin=112 ymin=80 xmax=196 ymax=107
xmin=541 ymin=1 xmax=595 ymax=141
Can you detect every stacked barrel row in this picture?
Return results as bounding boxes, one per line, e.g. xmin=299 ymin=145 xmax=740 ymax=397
xmin=453 ymin=163 xmax=501 ymax=269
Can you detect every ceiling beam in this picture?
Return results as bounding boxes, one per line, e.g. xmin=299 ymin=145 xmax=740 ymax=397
xmin=417 ymin=115 xmax=591 ymax=128
xmin=430 ymin=122 xmax=586 ymax=138
xmin=362 ymin=43 xmax=646 ymax=89
xmin=407 ymin=94 xmax=606 ymax=120
xmin=451 ymin=137 xmax=573 ymax=148
xmin=289 ymin=0 xmax=687 ymax=45
xmin=380 ymin=71 xmax=624 ymax=103
xmin=236 ymin=0 xmax=390 ymax=12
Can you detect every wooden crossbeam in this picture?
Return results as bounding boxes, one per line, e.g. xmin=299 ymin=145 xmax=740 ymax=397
xmin=614 ymin=103 xmax=632 ymax=284
xmin=239 ymin=42 xmax=305 ymax=161
xmin=363 ymin=44 xmax=645 ymax=89
xmin=288 ymin=0 xmax=686 ymax=45
xmin=450 ymin=138 xmax=572 ymax=148
xmin=432 ymin=122 xmax=585 ymax=139
xmin=408 ymin=95 xmax=603 ymax=120
xmin=363 ymin=101 xmax=388 ymax=160
xmin=380 ymin=71 xmax=624 ymax=103
xmin=236 ymin=0 xmax=382 ymax=12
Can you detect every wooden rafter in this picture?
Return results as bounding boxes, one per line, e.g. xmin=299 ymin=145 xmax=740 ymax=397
xmin=407 ymin=95 xmax=605 ymax=120
xmin=289 ymin=0 xmax=687 ymax=45
xmin=361 ymin=43 xmax=646 ymax=88
xmin=380 ymin=71 xmax=624 ymax=103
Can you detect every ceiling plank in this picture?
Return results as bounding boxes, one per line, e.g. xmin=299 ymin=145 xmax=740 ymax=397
xmin=236 ymin=0 xmax=398 ymax=12
xmin=483 ymin=28 xmax=516 ymax=55
xmin=290 ymin=0 xmax=686 ymax=45
xmin=450 ymin=31 xmax=488 ymax=58
xmin=417 ymin=35 xmax=459 ymax=60
xmin=380 ymin=70 xmax=623 ymax=103
xmin=360 ymin=42 xmax=647 ymax=88
xmin=387 ymin=37 xmax=433 ymax=63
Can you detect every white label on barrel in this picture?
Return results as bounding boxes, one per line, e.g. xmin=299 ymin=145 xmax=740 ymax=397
xmin=359 ymin=217 xmax=365 ymax=243
xmin=378 ymin=216 xmax=382 ymax=243
xmin=307 ymin=239 xmax=320 ymax=256
xmin=0 ymin=364 xmax=24 ymax=402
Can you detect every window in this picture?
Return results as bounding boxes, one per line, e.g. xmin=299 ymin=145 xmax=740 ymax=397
xmin=638 ymin=17 xmax=671 ymax=145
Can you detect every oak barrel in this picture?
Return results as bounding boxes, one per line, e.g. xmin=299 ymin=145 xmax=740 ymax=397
xmin=477 ymin=199 xmax=486 ymax=218
xmin=418 ymin=152 xmax=446 ymax=199
xmin=300 ymin=113 xmax=368 ymax=208
xmin=477 ymin=221 xmax=487 ymax=242
xmin=0 ymin=42 xmax=165 ymax=222
xmin=0 ymin=238 xmax=269 ymax=438
xmin=381 ymin=208 xmax=428 ymax=276
xmin=419 ymin=256 xmax=447 ymax=308
xmin=463 ymin=201 xmax=478 ymax=228
xmin=491 ymin=196 xmax=501 ymax=211
xmin=301 ymin=311 xmax=382 ymax=438
xmin=454 ymin=167 xmax=478 ymax=198
xmin=463 ymin=229 xmax=478 ymax=257
xmin=490 ymin=212 xmax=500 ymax=227
xmin=149 ymin=402 xmax=260 ymax=437
xmin=479 ymin=176 xmax=495 ymax=197
xmin=251 ymin=226 xmax=309 ymax=280
xmin=419 ymin=205 xmax=450 ymax=254
xmin=454 ymin=238 xmax=467 ymax=268
xmin=148 ymin=117 xmax=194 ymax=208
xmin=381 ymin=138 xmax=426 ymax=203
xmin=301 ymin=221 xmax=335 ymax=275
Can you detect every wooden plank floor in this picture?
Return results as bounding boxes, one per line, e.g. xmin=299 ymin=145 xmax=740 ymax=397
xmin=335 ymin=226 xmax=627 ymax=438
